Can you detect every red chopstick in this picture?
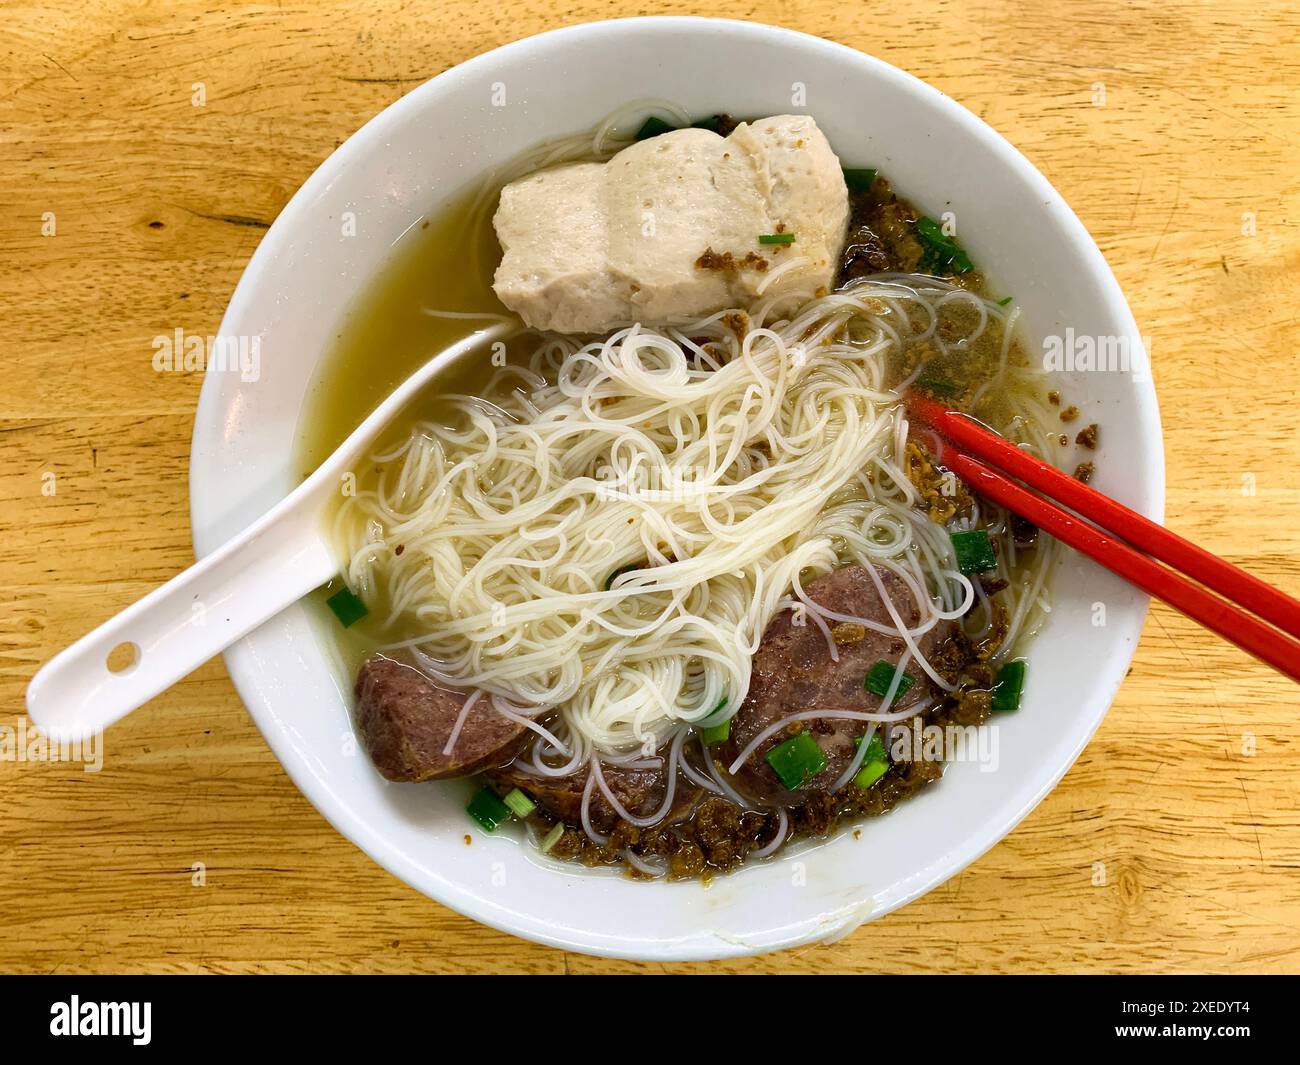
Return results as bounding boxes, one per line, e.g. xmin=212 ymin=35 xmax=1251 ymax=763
xmin=907 ymin=394 xmax=1300 ymax=683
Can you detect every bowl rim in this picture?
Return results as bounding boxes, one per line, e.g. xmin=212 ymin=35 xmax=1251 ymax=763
xmin=192 ymin=15 xmax=1164 ymax=960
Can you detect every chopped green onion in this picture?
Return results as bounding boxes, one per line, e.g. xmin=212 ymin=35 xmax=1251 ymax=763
xmin=634 ymin=115 xmax=677 ymax=141
xmin=854 ymin=732 xmax=887 ymax=756
xmin=466 ymin=787 xmax=512 ymax=832
xmin=854 ymin=759 xmax=890 ymax=789
xmin=700 ymin=698 xmax=730 ymax=744
xmin=950 ymin=529 xmax=997 ymax=574
xmin=852 ymin=733 xmax=890 ymax=789
xmin=842 ymin=167 xmax=878 ymax=192
xmin=991 ymin=659 xmax=1027 ymax=713
xmin=502 ymin=788 xmax=536 ymax=819
xmin=997 ymin=295 xmax=1014 ymax=306
xmin=325 ymin=585 xmax=368 ymax=628
xmin=766 ymin=732 xmax=828 ymax=790
xmin=758 ymin=232 xmax=796 ymax=245
xmin=539 ymin=822 xmax=565 ymax=853
xmin=865 ymin=660 xmax=916 ymax=699
xmin=915 ymin=375 xmax=960 ymax=397
xmin=604 ymin=563 xmax=639 ymax=591
xmin=915 ymin=215 xmax=974 ymax=275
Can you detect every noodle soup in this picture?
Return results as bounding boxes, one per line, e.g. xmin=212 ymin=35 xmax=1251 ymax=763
xmin=295 ymin=109 xmax=1067 ymax=879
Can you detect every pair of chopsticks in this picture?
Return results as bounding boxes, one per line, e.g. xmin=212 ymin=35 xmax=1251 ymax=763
xmin=907 ymin=393 xmax=1300 ymax=684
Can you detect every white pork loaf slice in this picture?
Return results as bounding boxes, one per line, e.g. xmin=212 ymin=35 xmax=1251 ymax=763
xmin=492 ymin=115 xmax=849 ymax=333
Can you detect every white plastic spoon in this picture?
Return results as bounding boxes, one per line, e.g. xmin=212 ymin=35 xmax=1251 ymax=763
xmin=26 ymin=321 xmax=513 ymax=742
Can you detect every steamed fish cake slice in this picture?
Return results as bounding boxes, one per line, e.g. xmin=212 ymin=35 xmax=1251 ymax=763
xmin=730 ymin=115 xmax=849 ymax=280
xmin=603 ymin=127 xmax=767 ymax=324
xmin=492 ymin=115 xmax=849 ymax=333
xmin=489 ymin=161 xmax=627 ymax=335
xmin=720 ymin=566 xmax=950 ymax=806
xmin=355 ymin=656 xmax=528 ymax=782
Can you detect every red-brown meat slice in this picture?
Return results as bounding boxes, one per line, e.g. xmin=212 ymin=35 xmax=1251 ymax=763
xmin=489 ymin=756 xmax=700 ymax=834
xmin=356 ymin=656 xmax=528 ymax=782
xmin=719 ymin=565 xmax=949 ymax=805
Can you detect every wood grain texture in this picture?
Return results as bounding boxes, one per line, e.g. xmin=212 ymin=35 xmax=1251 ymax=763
xmin=2 ymin=0 xmax=1298 ymax=975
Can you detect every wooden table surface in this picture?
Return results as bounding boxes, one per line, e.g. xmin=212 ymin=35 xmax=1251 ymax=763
xmin=2 ymin=0 xmax=1298 ymax=975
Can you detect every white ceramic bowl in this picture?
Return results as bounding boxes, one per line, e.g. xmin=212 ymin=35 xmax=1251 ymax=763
xmin=191 ymin=17 xmax=1162 ymax=960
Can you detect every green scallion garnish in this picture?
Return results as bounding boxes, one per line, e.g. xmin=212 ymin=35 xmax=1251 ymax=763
xmin=539 ymin=822 xmax=565 ymax=853
xmin=915 ymin=375 xmax=960 ymax=397
xmin=842 ymin=167 xmax=878 ymax=192
xmin=865 ymin=660 xmax=916 ymax=699
xmin=853 ymin=732 xmax=890 ymax=789
xmin=325 ymin=585 xmax=368 ymax=628
xmin=467 ymin=787 xmax=513 ymax=832
xmin=758 ymin=232 xmax=796 ymax=245
xmin=766 ymin=732 xmax=828 ymax=790
xmin=950 ymin=529 xmax=997 ymax=574
xmin=991 ymin=659 xmax=1027 ymax=713
xmin=915 ymin=215 xmax=974 ymax=275
xmin=997 ymin=295 xmax=1014 ymax=306
xmin=700 ymin=698 xmax=730 ymax=744
xmin=503 ymin=788 xmax=536 ymax=819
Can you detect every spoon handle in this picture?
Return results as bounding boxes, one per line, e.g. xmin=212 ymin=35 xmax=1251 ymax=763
xmin=26 ymin=481 xmax=336 ymax=742
xmin=26 ymin=321 xmax=512 ymax=741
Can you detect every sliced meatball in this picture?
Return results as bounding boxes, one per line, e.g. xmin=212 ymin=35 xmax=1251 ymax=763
xmin=489 ymin=755 xmax=700 ymax=835
xmin=719 ymin=566 xmax=949 ymax=806
xmin=356 ymin=656 xmax=527 ymax=783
